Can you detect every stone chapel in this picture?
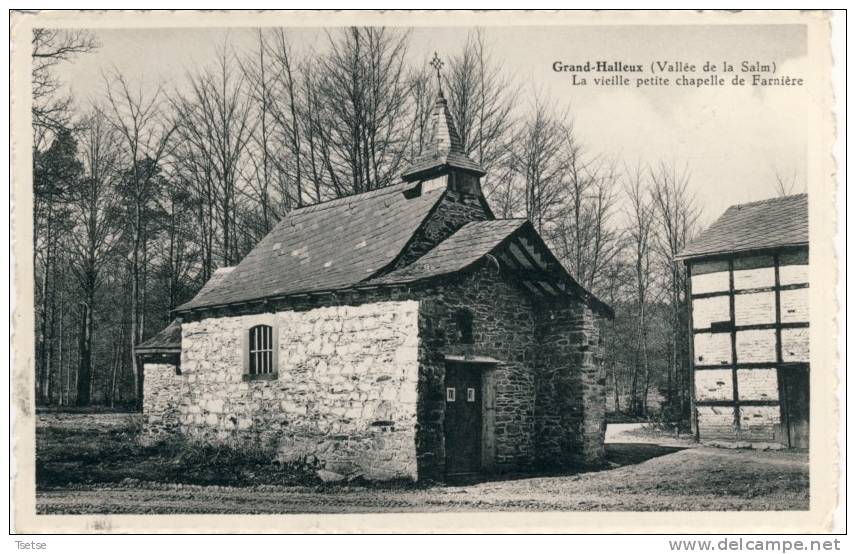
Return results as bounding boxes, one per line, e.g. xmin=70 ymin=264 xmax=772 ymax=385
xmin=137 ymin=84 xmax=614 ymax=482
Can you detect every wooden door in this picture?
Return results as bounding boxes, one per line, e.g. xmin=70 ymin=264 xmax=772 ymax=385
xmin=780 ymin=366 xmax=810 ymax=449
xmin=444 ymin=363 xmax=482 ymax=476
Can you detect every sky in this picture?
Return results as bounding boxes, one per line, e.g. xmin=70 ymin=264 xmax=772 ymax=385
xmin=54 ymin=24 xmax=810 ymax=225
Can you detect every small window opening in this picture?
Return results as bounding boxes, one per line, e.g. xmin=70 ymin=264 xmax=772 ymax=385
xmin=455 ymin=309 xmax=474 ymax=344
xmin=248 ymin=324 xmax=274 ymax=375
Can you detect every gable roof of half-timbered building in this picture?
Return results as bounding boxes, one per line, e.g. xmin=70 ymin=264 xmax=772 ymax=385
xmin=677 ymin=193 xmax=808 ymax=261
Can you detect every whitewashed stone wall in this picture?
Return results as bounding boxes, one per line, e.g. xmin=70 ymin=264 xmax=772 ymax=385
xmin=691 ymin=270 xmax=729 ymax=295
xmin=780 ymin=250 xmax=809 ymax=284
xmin=696 ymin=406 xmax=735 ymax=440
xmin=737 ymin=368 xmax=779 ymax=402
xmin=691 ymin=249 xmax=808 ymax=446
xmin=735 ymin=329 xmax=777 ymax=363
xmin=780 ymin=265 xmax=809 ymax=285
xmin=781 ymin=288 xmax=809 ymax=323
xmin=739 ymin=406 xmax=780 ymax=441
xmin=694 ymin=332 xmax=731 ymax=365
xmin=694 ymin=370 xmax=733 ymax=401
xmin=734 ymin=292 xmax=776 ymax=326
xmin=782 ymin=328 xmax=809 ymax=362
xmin=692 ymin=296 xmax=730 ymax=329
xmin=733 ymin=263 xmax=774 ymax=290
xmin=147 ymin=300 xmax=420 ymax=481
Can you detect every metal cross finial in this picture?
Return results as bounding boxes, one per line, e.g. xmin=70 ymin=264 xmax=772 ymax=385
xmin=430 ymin=52 xmax=444 ymax=94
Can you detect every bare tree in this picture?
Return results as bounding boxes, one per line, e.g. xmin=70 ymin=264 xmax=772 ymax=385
xmin=315 ymin=27 xmax=414 ymax=194
xmin=154 ymin=172 xmax=198 ymax=313
xmin=623 ymin=164 xmax=656 ymax=415
xmin=104 ymin=70 xmax=175 ymax=409
xmin=33 ymin=127 xmax=80 ymax=403
xmin=445 ymin=30 xmax=518 ymax=189
xmin=549 ymin=141 xmax=623 ymax=296
xmin=171 ymin=41 xmax=255 ymax=267
xmin=67 ymin=106 xmax=123 ymax=406
xmin=507 ymin=92 xmax=571 ymax=233
xmin=771 ymin=166 xmax=803 ymax=196
xmin=241 ymin=30 xmax=278 ymax=237
xmin=650 ymin=161 xmax=698 ymax=421
xmin=31 ymin=29 xmax=99 ymax=146
xmin=266 ymin=29 xmax=306 ymax=213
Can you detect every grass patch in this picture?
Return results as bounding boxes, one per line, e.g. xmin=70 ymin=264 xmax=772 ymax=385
xmin=36 ymin=415 xmax=319 ymax=489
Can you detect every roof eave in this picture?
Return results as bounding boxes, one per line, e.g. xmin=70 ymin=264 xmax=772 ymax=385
xmin=135 ymin=347 xmax=181 ymax=355
xmin=401 ymin=160 xmax=487 ymax=182
xmin=675 ymin=240 xmax=809 ymax=263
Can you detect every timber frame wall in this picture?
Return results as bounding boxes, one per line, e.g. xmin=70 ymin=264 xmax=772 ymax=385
xmin=686 ymin=245 xmax=809 ymax=444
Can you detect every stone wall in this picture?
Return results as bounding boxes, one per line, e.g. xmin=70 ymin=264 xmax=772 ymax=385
xmin=146 ymin=261 xmax=607 ymax=481
xmin=692 ymin=296 xmax=730 ymax=329
xmin=736 ymin=329 xmax=777 ymax=363
xmin=737 ymin=368 xmax=779 ymax=401
xmin=535 ymin=302 xmax=605 ymax=467
xmin=146 ymin=300 xmax=420 ymax=481
xmin=782 ymin=328 xmax=809 ymax=362
xmin=694 ymin=332 xmax=732 ymax=366
xmin=690 ymin=260 xmax=729 ymax=294
xmin=694 ymin=370 xmax=733 ymax=402
xmin=738 ymin=406 xmax=780 ymax=442
xmin=394 ymin=179 xmax=488 ymax=270
xmin=143 ymin=362 xmax=186 ymax=438
xmin=415 ymin=261 xmax=606 ymax=477
xmin=696 ymin=406 xmax=737 ymax=440
xmin=734 ymin=292 xmax=776 ymax=326
xmin=416 ymin=263 xmax=538 ymax=479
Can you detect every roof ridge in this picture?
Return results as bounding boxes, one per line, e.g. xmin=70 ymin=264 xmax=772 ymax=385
xmin=729 ymin=193 xmax=807 ymax=211
xmin=677 ymin=193 xmax=808 ymax=260
xmin=290 ymin=181 xmax=415 ymax=216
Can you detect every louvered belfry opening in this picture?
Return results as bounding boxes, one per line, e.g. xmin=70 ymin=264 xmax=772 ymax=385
xmin=248 ymin=324 xmax=274 ymax=375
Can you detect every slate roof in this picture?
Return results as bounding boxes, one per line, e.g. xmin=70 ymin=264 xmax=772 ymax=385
xmin=370 ymin=218 xmax=614 ymax=318
xmin=175 ymin=181 xmax=446 ymax=312
xmin=136 ymin=319 xmax=182 ymax=352
xmin=171 ymin=89 xmax=611 ymax=320
xmin=183 ymin=266 xmax=235 ymax=308
xmin=370 ymin=219 xmax=528 ymax=285
xmin=676 ymin=194 xmax=808 ymax=261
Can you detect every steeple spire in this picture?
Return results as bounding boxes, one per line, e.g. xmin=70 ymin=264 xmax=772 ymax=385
xmin=430 ymin=52 xmax=444 ymax=97
xmin=401 ymin=53 xmax=486 ymax=182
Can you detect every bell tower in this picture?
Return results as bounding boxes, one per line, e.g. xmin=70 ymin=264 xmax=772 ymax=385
xmin=401 ymin=53 xmax=486 ymax=198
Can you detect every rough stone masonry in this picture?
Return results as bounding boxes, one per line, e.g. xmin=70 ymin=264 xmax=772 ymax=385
xmin=140 ymin=82 xmax=612 ymax=481
xmin=143 ymin=262 xmax=606 ymax=482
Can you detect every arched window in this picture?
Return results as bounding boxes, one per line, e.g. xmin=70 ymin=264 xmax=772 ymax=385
xmin=247 ymin=324 xmax=276 ymax=377
xmin=455 ymin=309 xmax=474 ymax=344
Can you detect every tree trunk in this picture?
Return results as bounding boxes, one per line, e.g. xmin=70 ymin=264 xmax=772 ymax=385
xmin=611 ymin=362 xmax=621 ymax=413
xmin=37 ymin=201 xmax=53 ymax=405
xmin=57 ymin=290 xmax=64 ymax=406
xmin=109 ymin=342 xmax=119 ymax=408
xmin=75 ymin=301 xmax=92 ymax=406
xmin=640 ymin=303 xmax=650 ymax=417
xmin=629 ymin=347 xmax=639 ymax=415
xmin=130 ymin=199 xmax=142 ymax=411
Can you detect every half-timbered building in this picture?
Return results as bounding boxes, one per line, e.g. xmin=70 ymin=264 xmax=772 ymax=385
xmin=677 ymin=194 xmax=809 ymax=448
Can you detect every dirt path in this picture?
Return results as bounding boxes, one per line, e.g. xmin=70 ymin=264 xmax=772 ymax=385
xmin=37 ymin=446 xmax=808 ymax=514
